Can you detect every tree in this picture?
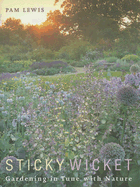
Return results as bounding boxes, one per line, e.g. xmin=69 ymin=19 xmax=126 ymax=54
xmin=1 ymin=18 xmax=26 ymax=45
xmin=53 ymin=0 xmax=140 ymax=43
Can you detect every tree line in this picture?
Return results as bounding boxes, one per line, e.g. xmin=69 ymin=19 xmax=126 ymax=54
xmin=0 ymin=0 xmax=139 ymax=52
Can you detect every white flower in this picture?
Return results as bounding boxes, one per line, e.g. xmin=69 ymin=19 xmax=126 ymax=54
xmin=25 ymin=86 xmax=31 ymax=90
xmin=29 ymin=82 xmax=33 ymax=86
xmin=35 ymin=87 xmax=39 ymax=91
xmin=12 ymin=119 xmax=17 ymax=127
xmin=21 ymin=114 xmax=30 ymax=122
xmin=0 ymin=106 xmax=4 ymax=111
xmin=2 ymin=111 xmax=8 ymax=116
xmin=42 ymin=100 xmax=47 ymax=104
xmin=26 ymin=72 xmax=30 ymax=76
xmin=50 ymin=84 xmax=55 ymax=89
xmin=18 ymin=96 xmax=25 ymax=101
xmin=40 ymin=96 xmax=44 ymax=100
xmin=7 ymin=99 xmax=13 ymax=103
xmin=45 ymin=81 xmax=50 ymax=85
xmin=0 ymin=94 xmax=4 ymax=98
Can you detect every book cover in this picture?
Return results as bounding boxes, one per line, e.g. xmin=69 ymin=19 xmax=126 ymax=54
xmin=0 ymin=0 xmax=140 ymax=187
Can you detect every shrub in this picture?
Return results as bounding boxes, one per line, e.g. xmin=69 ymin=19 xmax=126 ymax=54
xmin=32 ymin=68 xmax=48 ymax=75
xmin=99 ymin=143 xmax=125 ymax=166
xmin=110 ymin=63 xmax=130 ymax=72
xmin=92 ymin=59 xmax=109 ymax=70
xmin=70 ymin=60 xmax=91 ymax=67
xmin=57 ymin=40 xmax=91 ymax=60
xmin=0 ymin=156 xmax=19 ymax=174
xmin=30 ymin=61 xmax=68 ymax=71
xmin=130 ymin=64 xmax=140 ymax=74
xmin=32 ymin=65 xmax=75 ymax=76
xmin=57 ymin=51 xmax=70 ymax=60
xmin=0 ymin=60 xmax=34 ymax=73
xmin=61 ymin=65 xmax=76 ymax=73
xmin=46 ymin=61 xmax=68 ymax=68
xmin=116 ymin=86 xmax=139 ymax=106
xmin=103 ymin=50 xmax=118 ymax=58
xmin=105 ymin=56 xmax=118 ymax=63
xmin=121 ymin=54 xmax=140 ymax=62
xmin=109 ymin=59 xmax=130 ymax=72
xmin=46 ymin=67 xmax=60 ymax=75
xmin=83 ymin=50 xmax=103 ymax=60
xmin=26 ymin=47 xmax=55 ymax=61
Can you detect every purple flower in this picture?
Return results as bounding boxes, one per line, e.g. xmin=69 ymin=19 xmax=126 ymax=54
xmin=0 ymin=156 xmax=19 ymax=173
xmin=130 ymin=64 xmax=140 ymax=74
xmin=99 ymin=143 xmax=125 ymax=166
xmin=116 ymin=86 xmax=138 ymax=106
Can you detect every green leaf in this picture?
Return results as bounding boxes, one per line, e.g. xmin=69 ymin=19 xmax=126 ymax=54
xmin=10 ymin=134 xmax=17 ymax=141
xmin=128 ymin=166 xmax=140 ymax=187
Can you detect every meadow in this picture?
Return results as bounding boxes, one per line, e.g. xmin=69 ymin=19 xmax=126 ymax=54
xmin=0 ymin=61 xmax=140 ymax=187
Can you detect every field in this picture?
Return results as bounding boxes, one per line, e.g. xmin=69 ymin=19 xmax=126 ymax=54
xmin=0 ymin=66 xmax=140 ymax=187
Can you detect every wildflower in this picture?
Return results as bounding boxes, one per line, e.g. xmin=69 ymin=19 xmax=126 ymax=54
xmin=42 ymin=100 xmax=47 ymax=104
xmin=45 ymin=81 xmax=50 ymax=85
xmin=29 ymin=82 xmax=33 ymax=86
xmin=130 ymin=64 xmax=140 ymax=74
xmin=2 ymin=111 xmax=8 ymax=116
xmin=50 ymin=84 xmax=55 ymax=89
xmin=12 ymin=119 xmax=17 ymax=128
xmin=26 ymin=72 xmax=30 ymax=76
xmin=124 ymin=74 xmax=136 ymax=86
xmin=18 ymin=96 xmax=25 ymax=101
xmin=0 ymin=106 xmax=4 ymax=111
xmin=0 ymin=156 xmax=19 ymax=174
xmin=32 ymin=94 xmax=39 ymax=99
xmin=40 ymin=96 xmax=44 ymax=100
xmin=7 ymin=99 xmax=13 ymax=103
xmin=3 ymin=82 xmax=7 ymax=85
xmin=25 ymin=86 xmax=31 ymax=90
xmin=21 ymin=114 xmax=30 ymax=122
xmin=116 ymin=86 xmax=138 ymax=106
xmin=35 ymin=87 xmax=39 ymax=91
xmin=0 ymin=94 xmax=4 ymax=98
xmin=99 ymin=143 xmax=125 ymax=166
xmin=21 ymin=122 xmax=26 ymax=126
xmin=116 ymin=63 xmax=120 ymax=67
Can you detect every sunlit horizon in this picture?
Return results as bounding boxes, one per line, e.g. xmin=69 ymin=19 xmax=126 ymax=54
xmin=0 ymin=0 xmax=63 ymax=26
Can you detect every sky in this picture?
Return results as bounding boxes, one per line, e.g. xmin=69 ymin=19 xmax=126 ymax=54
xmin=0 ymin=0 xmax=63 ymax=25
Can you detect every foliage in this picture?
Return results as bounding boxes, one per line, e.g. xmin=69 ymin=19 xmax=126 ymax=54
xmin=54 ymin=0 xmax=139 ymax=44
xmin=82 ymin=50 xmax=103 ymax=61
xmin=121 ymin=54 xmax=140 ymax=63
xmin=99 ymin=143 xmax=125 ymax=166
xmin=0 ymin=60 xmax=35 ymax=73
xmin=116 ymin=86 xmax=139 ymax=106
xmin=26 ymin=47 xmax=55 ymax=61
xmin=57 ymin=40 xmax=91 ymax=60
xmin=0 ymin=70 xmax=140 ymax=186
xmin=32 ymin=66 xmax=75 ymax=76
xmin=130 ymin=64 xmax=140 ymax=74
xmin=105 ymin=56 xmax=118 ymax=63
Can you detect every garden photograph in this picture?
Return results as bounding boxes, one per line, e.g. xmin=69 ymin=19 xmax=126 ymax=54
xmin=0 ymin=0 xmax=140 ymax=186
